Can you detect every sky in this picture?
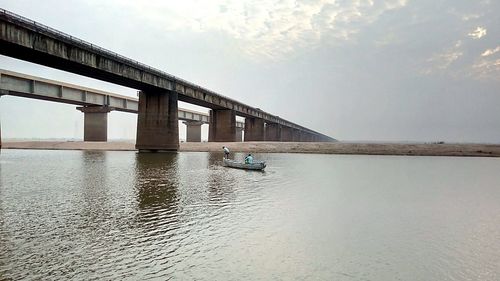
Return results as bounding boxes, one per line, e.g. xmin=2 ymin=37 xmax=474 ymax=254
xmin=0 ymin=0 xmax=499 ymax=142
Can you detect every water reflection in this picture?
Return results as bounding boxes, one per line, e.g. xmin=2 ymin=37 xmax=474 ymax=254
xmin=134 ymin=153 xmax=179 ymax=210
xmin=132 ymin=153 xmax=182 ymax=278
xmin=207 ymin=153 xmax=237 ymax=205
xmin=79 ymin=151 xmax=109 ymax=210
xmin=207 ymin=151 xmax=223 ymax=168
xmin=1 ymin=150 xmax=500 ymax=280
xmin=0 ymin=159 xmax=11 ymax=278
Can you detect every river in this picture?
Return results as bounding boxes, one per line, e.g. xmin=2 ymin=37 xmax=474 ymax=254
xmin=1 ymin=150 xmax=499 ymax=280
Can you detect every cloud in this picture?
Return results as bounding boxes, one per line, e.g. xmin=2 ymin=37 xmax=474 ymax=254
xmin=423 ymin=40 xmax=500 ymax=81
xmin=422 ymin=16 xmax=498 ymax=81
xmin=423 ymin=40 xmax=463 ymax=74
xmin=471 ymin=58 xmax=500 ymax=81
xmin=461 ymin=14 xmax=482 ymax=21
xmin=99 ymin=0 xmax=408 ymax=60
xmin=481 ymin=46 xmax=500 ymax=57
xmin=468 ymin=26 xmax=487 ymax=39
xmin=473 ymin=46 xmax=500 ymax=80
xmin=447 ymin=9 xmax=483 ymax=22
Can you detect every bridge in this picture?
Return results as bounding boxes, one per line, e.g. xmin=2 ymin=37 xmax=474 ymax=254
xmin=0 ymin=8 xmax=335 ymax=151
xmin=0 ymin=69 xmax=244 ymax=142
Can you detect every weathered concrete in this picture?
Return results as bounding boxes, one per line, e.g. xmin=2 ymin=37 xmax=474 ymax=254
xmin=136 ymin=90 xmax=179 ymax=151
xmin=299 ymin=132 xmax=307 ymax=142
xmin=0 ymin=69 xmax=248 ymax=143
xmin=292 ymin=129 xmax=301 ymax=142
xmin=281 ymin=126 xmax=294 ymax=142
xmin=77 ymin=106 xmax=111 ymax=142
xmin=265 ymin=123 xmax=282 ymax=141
xmin=208 ymin=109 xmax=237 ymax=142
xmin=0 ymin=69 xmax=213 ymax=123
xmin=244 ymin=118 xmax=265 ymax=141
xmin=303 ymin=133 xmax=311 ymax=142
xmin=183 ymin=121 xmax=203 ymax=142
xmin=0 ymin=10 xmax=335 ymax=142
xmin=308 ymin=134 xmax=315 ymax=142
xmin=235 ymin=127 xmax=243 ymax=142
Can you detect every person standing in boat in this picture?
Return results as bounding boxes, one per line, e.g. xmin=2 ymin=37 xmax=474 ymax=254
xmin=223 ymin=146 xmax=230 ymax=159
xmin=245 ymin=154 xmax=253 ymax=164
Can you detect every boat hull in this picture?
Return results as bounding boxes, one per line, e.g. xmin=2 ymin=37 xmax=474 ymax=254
xmin=223 ymin=158 xmax=266 ymax=171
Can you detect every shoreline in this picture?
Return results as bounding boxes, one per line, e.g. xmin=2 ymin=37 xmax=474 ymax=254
xmin=2 ymin=141 xmax=500 ymax=157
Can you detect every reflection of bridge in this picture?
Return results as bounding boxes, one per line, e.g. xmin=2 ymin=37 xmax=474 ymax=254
xmin=0 ymin=69 xmax=244 ymax=142
xmin=0 ymin=9 xmax=335 ymax=151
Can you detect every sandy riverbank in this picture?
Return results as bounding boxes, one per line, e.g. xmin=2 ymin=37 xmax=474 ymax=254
xmin=2 ymin=141 xmax=500 ymax=157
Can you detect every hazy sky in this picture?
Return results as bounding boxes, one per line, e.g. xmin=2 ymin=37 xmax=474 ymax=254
xmin=0 ymin=0 xmax=498 ymax=142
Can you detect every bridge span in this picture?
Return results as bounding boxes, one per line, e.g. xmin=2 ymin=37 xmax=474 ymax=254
xmin=0 ymin=69 xmax=244 ymax=143
xmin=0 ymin=8 xmax=334 ymax=151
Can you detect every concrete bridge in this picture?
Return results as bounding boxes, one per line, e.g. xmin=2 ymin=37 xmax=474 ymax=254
xmin=0 ymin=69 xmax=244 ymax=143
xmin=0 ymin=8 xmax=334 ymax=151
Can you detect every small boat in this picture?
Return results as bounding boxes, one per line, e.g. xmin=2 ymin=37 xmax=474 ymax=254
xmin=223 ymin=158 xmax=266 ymax=171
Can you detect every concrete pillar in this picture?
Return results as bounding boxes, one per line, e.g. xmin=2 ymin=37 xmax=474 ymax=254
xmin=136 ymin=90 xmax=179 ymax=152
xmin=235 ymin=127 xmax=243 ymax=142
xmin=183 ymin=121 xmax=203 ymax=142
xmin=77 ymin=106 xmax=112 ymax=142
xmin=299 ymin=131 xmax=308 ymax=142
xmin=265 ymin=123 xmax=281 ymax=141
xmin=281 ymin=126 xmax=293 ymax=142
xmin=208 ymin=109 xmax=237 ymax=142
xmin=305 ymin=133 xmax=313 ymax=142
xmin=292 ymin=129 xmax=301 ymax=142
xmin=244 ymin=117 xmax=265 ymax=141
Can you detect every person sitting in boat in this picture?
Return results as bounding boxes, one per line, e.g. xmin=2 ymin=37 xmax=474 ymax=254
xmin=244 ymin=154 xmax=253 ymax=164
xmin=223 ymin=146 xmax=230 ymax=159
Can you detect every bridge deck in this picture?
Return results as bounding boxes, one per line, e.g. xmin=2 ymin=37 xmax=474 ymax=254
xmin=0 ymin=8 xmax=331 ymax=140
xmin=0 ymin=69 xmax=244 ymax=127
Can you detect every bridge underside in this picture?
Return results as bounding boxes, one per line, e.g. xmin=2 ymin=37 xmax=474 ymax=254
xmin=0 ymin=41 xmax=244 ymax=111
xmin=0 ymin=12 xmax=335 ymax=150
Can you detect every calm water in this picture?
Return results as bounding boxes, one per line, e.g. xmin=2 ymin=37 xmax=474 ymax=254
xmin=0 ymin=150 xmax=499 ymax=280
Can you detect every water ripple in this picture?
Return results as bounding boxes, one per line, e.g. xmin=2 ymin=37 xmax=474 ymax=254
xmin=1 ymin=151 xmax=500 ymax=280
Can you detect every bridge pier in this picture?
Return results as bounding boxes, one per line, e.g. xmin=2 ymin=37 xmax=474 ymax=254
xmin=244 ymin=117 xmax=265 ymax=141
xmin=236 ymin=127 xmax=243 ymax=142
xmin=304 ymin=133 xmax=312 ymax=142
xmin=0 ymin=12 xmax=335 ymax=144
xmin=77 ymin=106 xmax=111 ymax=142
xmin=136 ymin=90 xmax=179 ymax=152
xmin=265 ymin=123 xmax=281 ymax=141
xmin=292 ymin=129 xmax=301 ymax=142
xmin=299 ymin=132 xmax=308 ymax=142
xmin=183 ymin=121 xmax=202 ymax=142
xmin=208 ymin=109 xmax=237 ymax=142
xmin=280 ymin=126 xmax=293 ymax=142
